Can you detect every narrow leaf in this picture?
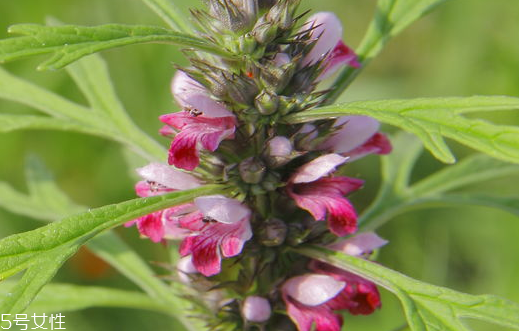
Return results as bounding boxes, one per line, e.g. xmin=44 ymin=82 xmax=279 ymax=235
xmin=287 ymin=96 xmax=519 ymax=164
xmin=0 ymin=281 xmax=170 ymax=314
xmin=297 ymin=246 xmax=519 ymax=331
xmin=0 ymin=24 xmax=231 ymax=70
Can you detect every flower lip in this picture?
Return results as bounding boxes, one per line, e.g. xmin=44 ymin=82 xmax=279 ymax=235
xmin=282 ymin=274 xmax=346 ymax=306
xmin=318 ymin=116 xmax=381 ymax=154
xmin=290 ymin=153 xmax=348 ymax=184
xmin=194 ymin=195 xmax=251 ymax=224
xmin=136 ymin=163 xmax=201 ymax=190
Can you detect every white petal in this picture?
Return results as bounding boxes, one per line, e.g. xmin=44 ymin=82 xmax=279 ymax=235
xmin=329 ymin=232 xmax=388 ymax=256
xmin=136 ymin=163 xmax=201 ymax=190
xmin=291 ymin=153 xmax=348 ymax=184
xmin=194 ymin=195 xmax=250 ymax=224
xmin=283 ymin=274 xmax=345 ymax=306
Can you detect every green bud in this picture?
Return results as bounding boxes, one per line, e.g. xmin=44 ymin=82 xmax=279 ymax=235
xmin=255 ymin=90 xmax=279 ymax=115
xmin=239 ymin=33 xmax=257 ymax=54
xmin=259 ymin=218 xmax=287 ymax=247
xmin=239 ymin=157 xmax=266 ymax=184
xmin=266 ymin=0 xmax=292 ymax=30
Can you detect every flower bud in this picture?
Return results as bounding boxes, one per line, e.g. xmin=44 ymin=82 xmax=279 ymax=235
xmin=259 ymin=218 xmax=287 ymax=246
xmin=239 ymin=157 xmax=266 ymax=184
xmin=242 ymin=296 xmax=272 ymax=323
xmin=266 ymin=0 xmax=293 ymax=30
xmin=263 ymin=136 xmax=294 ymax=167
xmin=255 ymin=90 xmax=279 ymax=115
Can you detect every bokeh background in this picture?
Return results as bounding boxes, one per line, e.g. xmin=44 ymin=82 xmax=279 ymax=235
xmin=1 ymin=0 xmax=518 ymax=330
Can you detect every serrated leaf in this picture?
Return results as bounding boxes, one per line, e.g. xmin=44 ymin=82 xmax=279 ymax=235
xmin=141 ymin=0 xmax=192 ymax=32
xmin=0 ymin=24 xmax=231 ymax=70
xmin=0 ymin=281 xmax=171 ymax=314
xmin=287 ymin=96 xmax=519 ymax=164
xmin=297 ymin=246 xmax=519 ymax=331
xmin=0 ymin=184 xmax=226 ymax=323
xmin=326 ymin=0 xmax=451 ymax=104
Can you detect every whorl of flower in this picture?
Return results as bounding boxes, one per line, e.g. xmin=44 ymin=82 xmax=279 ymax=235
xmin=283 ymin=233 xmax=387 ymax=331
xmin=127 ymin=2 xmax=392 ymax=329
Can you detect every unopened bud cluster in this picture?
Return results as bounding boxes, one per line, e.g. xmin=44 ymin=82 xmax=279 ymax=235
xmin=127 ymin=1 xmax=391 ymax=330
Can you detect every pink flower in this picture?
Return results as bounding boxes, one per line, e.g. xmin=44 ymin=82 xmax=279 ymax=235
xmin=162 ymin=71 xmax=237 ymax=171
xmin=318 ymin=116 xmax=392 ymax=160
xmin=302 ymin=12 xmax=360 ymax=80
xmin=282 ymin=233 xmax=386 ymax=331
xmin=287 ymin=154 xmax=363 ymax=236
xmin=242 ymin=296 xmax=272 ymax=323
xmin=125 ymin=163 xmax=200 ymax=242
xmin=282 ymin=274 xmax=346 ymax=331
xmin=179 ymin=195 xmax=253 ymax=276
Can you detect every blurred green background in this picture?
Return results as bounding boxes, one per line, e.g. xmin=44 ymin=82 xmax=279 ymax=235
xmin=1 ymin=0 xmax=518 ymax=330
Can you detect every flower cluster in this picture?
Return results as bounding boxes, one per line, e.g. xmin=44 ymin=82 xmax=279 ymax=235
xmin=127 ymin=1 xmax=391 ymax=330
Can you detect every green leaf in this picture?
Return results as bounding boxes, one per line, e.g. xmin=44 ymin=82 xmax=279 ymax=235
xmin=0 ymin=155 xmax=84 ymax=221
xmin=287 ymin=96 xmax=519 ymax=164
xmin=0 ymin=24 xmax=231 ymax=70
xmin=64 ymin=52 xmax=168 ymax=160
xmin=325 ymin=0 xmax=451 ymax=104
xmin=358 ymin=133 xmax=519 ymax=231
xmin=0 ymin=281 xmax=171 ymax=314
xmin=0 ymin=184 xmax=226 ymax=324
xmin=296 ymin=246 xmax=519 ymax=331
xmin=141 ymin=0 xmax=192 ymax=32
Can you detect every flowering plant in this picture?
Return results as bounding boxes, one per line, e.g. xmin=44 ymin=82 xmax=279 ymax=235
xmin=1 ymin=0 xmax=519 ymax=331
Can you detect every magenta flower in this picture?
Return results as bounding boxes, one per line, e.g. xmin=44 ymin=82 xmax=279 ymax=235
xmin=302 ymin=12 xmax=360 ymax=80
xmin=287 ymin=154 xmax=364 ymax=236
xmin=161 ymin=71 xmax=237 ymax=170
xmin=282 ymin=233 xmax=386 ymax=331
xmin=318 ymin=116 xmax=392 ymax=160
xmin=179 ymin=195 xmax=252 ymax=276
xmin=126 ymin=163 xmax=201 ymax=242
xmin=282 ymin=274 xmax=347 ymax=331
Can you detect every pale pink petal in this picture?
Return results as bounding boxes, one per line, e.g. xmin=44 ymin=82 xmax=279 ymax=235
xmin=171 ymin=71 xmax=233 ymax=118
xmin=282 ymin=274 xmax=345 ymax=306
xmin=302 ymin=12 xmax=343 ymax=66
xmin=267 ymin=136 xmax=293 ymax=157
xmin=318 ymin=116 xmax=380 ymax=154
xmin=194 ymin=195 xmax=251 ymax=224
xmin=291 ymin=154 xmax=348 ymax=184
xmin=242 ymin=296 xmax=272 ymax=323
xmin=220 ymin=219 xmax=252 ymax=257
xmin=136 ymin=163 xmax=201 ymax=190
xmin=177 ymin=255 xmax=198 ymax=283
xmin=329 ymin=232 xmax=388 ymax=256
